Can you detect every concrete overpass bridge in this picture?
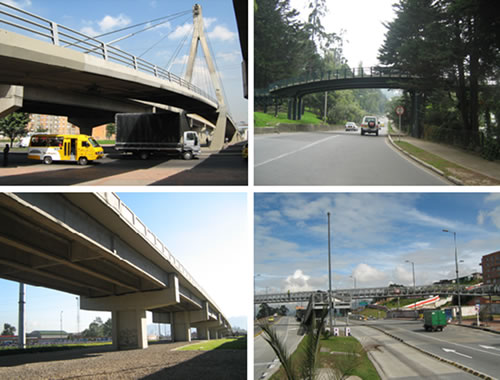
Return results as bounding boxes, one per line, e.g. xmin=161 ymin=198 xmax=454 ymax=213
xmin=0 ymin=193 xmax=230 ymax=350
xmin=0 ymin=2 xmax=238 ymax=149
xmin=255 ymin=283 xmax=500 ymax=304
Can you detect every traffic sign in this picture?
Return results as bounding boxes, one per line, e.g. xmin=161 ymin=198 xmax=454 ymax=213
xmin=396 ymin=106 xmax=405 ymax=115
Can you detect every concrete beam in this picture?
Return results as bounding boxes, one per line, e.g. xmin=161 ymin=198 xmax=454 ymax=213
xmin=0 ymin=85 xmax=23 ymax=118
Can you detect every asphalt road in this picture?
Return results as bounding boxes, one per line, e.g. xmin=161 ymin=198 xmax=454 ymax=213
xmin=254 ymin=128 xmax=449 ymax=185
xmin=359 ymin=319 xmax=500 ymax=379
xmin=0 ymin=146 xmax=247 ymax=185
xmin=254 ymin=316 xmax=303 ymax=380
xmin=350 ymin=322 xmax=478 ymax=380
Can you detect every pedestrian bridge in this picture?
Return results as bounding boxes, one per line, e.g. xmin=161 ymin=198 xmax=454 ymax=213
xmin=0 ymin=193 xmax=230 ymax=349
xmin=255 ymin=283 xmax=499 ymax=304
xmin=0 ymin=2 xmax=238 ymax=148
xmin=256 ymin=67 xmax=418 ymax=121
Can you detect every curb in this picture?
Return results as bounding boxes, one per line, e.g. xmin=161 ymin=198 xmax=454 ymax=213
xmin=387 ymin=134 xmax=464 ymax=185
xmin=369 ymin=325 xmax=496 ymax=380
xmin=454 ymin=323 xmax=500 ymax=335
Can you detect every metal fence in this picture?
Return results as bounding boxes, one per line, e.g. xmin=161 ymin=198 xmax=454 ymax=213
xmin=0 ymin=1 xmax=216 ymax=104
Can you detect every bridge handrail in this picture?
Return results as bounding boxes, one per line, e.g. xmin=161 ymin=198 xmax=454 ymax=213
xmin=0 ymin=1 xmax=217 ymax=104
xmin=266 ymin=66 xmax=414 ymax=93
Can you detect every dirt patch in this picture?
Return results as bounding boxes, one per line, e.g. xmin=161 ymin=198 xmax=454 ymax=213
xmin=0 ymin=341 xmax=246 ymax=380
xmin=446 ymin=167 xmax=500 ymax=185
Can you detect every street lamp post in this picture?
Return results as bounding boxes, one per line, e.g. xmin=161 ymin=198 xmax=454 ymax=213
xmin=350 ymin=275 xmax=356 ymax=310
xmin=60 ymin=311 xmax=63 ymax=339
xmin=443 ymin=229 xmax=462 ymax=324
xmin=405 ymin=260 xmax=417 ymax=320
xmin=327 ymin=212 xmax=333 ymax=334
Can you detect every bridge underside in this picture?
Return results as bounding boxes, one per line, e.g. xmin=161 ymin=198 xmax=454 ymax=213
xmin=0 ymin=193 xmax=230 ymax=350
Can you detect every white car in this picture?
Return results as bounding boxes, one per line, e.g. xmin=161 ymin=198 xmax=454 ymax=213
xmin=345 ymin=122 xmax=357 ymax=131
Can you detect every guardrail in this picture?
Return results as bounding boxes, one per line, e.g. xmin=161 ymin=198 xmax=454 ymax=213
xmin=0 ymin=1 xmax=217 ymax=104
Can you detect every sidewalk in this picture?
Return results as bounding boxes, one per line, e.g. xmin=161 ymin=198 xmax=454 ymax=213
xmin=388 ymin=133 xmax=500 ymax=185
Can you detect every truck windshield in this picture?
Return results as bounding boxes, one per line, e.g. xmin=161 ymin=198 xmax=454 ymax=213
xmin=88 ymin=137 xmax=101 ymax=148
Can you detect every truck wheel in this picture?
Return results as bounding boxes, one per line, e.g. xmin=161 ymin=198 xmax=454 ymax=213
xmin=139 ymin=152 xmax=149 ymax=160
xmin=78 ymin=157 xmax=88 ymax=166
xmin=183 ymin=151 xmax=193 ymax=160
xmin=361 ymin=130 xmax=364 ymax=136
xmin=43 ymin=156 xmax=53 ymax=165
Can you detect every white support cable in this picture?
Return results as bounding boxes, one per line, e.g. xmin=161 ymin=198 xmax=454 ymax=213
xmin=165 ymin=23 xmax=193 ymax=72
xmin=138 ymin=15 xmax=191 ymax=58
xmin=204 ymin=30 xmax=232 ymax=115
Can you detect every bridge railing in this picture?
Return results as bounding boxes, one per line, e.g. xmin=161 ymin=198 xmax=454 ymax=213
xmin=0 ymin=1 xmax=216 ymax=104
xmin=268 ymin=66 xmax=413 ymax=92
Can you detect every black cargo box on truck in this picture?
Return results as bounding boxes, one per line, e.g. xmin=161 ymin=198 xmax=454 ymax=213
xmin=115 ymin=112 xmax=200 ymax=160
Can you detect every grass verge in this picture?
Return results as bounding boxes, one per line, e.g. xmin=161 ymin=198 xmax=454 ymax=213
xmin=255 ymin=111 xmax=323 ymax=127
xmin=394 ymin=141 xmax=500 ymax=185
xmin=177 ymin=337 xmax=246 ymax=351
xmin=270 ymin=335 xmax=380 ymax=380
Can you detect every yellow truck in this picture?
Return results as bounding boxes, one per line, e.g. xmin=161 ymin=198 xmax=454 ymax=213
xmin=28 ymin=134 xmax=104 ymax=165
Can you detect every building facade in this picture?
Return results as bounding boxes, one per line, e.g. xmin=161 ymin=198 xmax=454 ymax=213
xmin=481 ymin=251 xmax=500 ymax=285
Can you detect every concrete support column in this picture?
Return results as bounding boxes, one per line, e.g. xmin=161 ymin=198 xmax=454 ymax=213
xmin=297 ymin=97 xmax=303 ymax=120
xmin=0 ymin=85 xmax=23 ymax=118
xmin=172 ymin=311 xmax=191 ymax=342
xmin=287 ymin=99 xmax=293 ymax=120
xmin=197 ymin=326 xmax=210 ymax=340
xmin=112 ymin=309 xmax=147 ymax=350
xmin=209 ymin=328 xmax=219 ymax=339
xmin=292 ymin=97 xmax=298 ymax=120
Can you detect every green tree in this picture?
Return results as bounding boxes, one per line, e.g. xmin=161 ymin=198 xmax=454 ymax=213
xmin=106 ymin=123 xmax=116 ymax=139
xmin=0 ymin=112 xmax=30 ymax=147
xmin=82 ymin=317 xmax=107 ymax=337
xmin=102 ymin=318 xmax=112 ymax=337
xmin=2 ymin=323 xmax=16 ymax=335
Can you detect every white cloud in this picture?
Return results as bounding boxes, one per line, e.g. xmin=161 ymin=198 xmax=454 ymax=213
xmin=353 ymin=263 xmax=387 ymax=285
xmin=207 ymin=25 xmax=236 ymax=41
xmin=393 ymin=265 xmax=413 ymax=285
xmin=98 ymin=14 xmax=131 ymax=32
xmin=217 ymin=51 xmax=240 ymax=63
xmin=3 ymin=0 xmax=31 ymax=8
xmin=81 ymin=26 xmax=99 ymax=37
xmin=489 ymin=206 xmax=500 ymax=229
xmin=485 ymin=194 xmax=500 ymax=202
xmin=169 ymin=23 xmax=193 ymax=39
xmin=284 ymin=269 xmax=312 ymax=291
xmin=203 ymin=17 xmax=217 ymax=29
xmin=478 ymin=210 xmax=486 ymax=225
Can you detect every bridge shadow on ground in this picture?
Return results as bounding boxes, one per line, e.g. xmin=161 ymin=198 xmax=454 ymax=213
xmin=152 ymin=142 xmax=248 ymax=185
xmin=0 ymin=152 xmax=171 ymax=185
xmin=0 ymin=344 xmax=114 ymax=367
xmin=140 ymin=347 xmax=246 ymax=380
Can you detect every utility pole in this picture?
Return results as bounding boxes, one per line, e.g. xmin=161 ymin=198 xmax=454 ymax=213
xmin=327 ymin=212 xmax=333 ymax=334
xmin=76 ymin=297 xmax=80 ymax=335
xmin=443 ymin=230 xmax=462 ymax=324
xmin=405 ymin=260 xmax=417 ymax=320
xmin=60 ymin=311 xmax=63 ymax=339
xmin=18 ymin=283 xmax=25 ymax=349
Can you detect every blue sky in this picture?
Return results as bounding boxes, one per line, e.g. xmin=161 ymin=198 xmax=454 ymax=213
xmin=0 ymin=192 xmax=249 ymax=333
xmin=255 ymin=193 xmax=500 ymax=293
xmin=3 ymin=0 xmax=247 ymax=122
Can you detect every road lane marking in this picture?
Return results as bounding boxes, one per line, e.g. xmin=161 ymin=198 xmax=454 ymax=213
xmin=479 ymin=345 xmax=500 ymax=351
xmin=394 ymin=326 xmax=500 ymax=357
xmin=442 ymin=347 xmax=472 ymax=358
xmin=255 ymin=135 xmax=341 ymax=168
